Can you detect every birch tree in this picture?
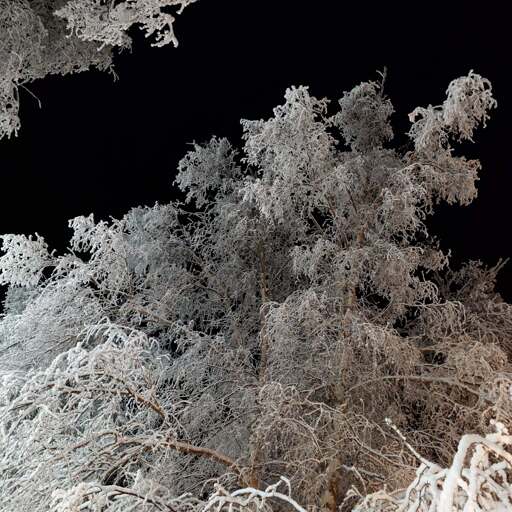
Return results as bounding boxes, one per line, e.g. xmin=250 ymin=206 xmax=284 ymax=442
xmin=1 ymin=71 xmax=511 ymax=512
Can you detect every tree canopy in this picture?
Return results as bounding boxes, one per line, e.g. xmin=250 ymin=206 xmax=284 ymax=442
xmin=1 ymin=67 xmax=511 ymax=511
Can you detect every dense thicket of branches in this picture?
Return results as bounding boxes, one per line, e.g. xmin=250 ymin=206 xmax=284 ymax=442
xmin=1 ymin=70 xmax=511 ymax=511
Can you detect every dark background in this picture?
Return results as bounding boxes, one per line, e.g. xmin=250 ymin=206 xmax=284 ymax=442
xmin=1 ymin=1 xmax=510 ymax=297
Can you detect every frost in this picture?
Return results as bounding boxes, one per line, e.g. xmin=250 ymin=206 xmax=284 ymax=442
xmin=55 ymin=0 xmax=198 ymax=49
xmin=0 ymin=233 xmax=53 ymax=287
xmin=0 ymin=72 xmax=508 ymax=511
xmin=333 ymin=74 xmax=394 ymax=152
xmin=0 ymin=0 xmax=197 ymax=139
xmin=352 ymin=419 xmax=512 ymax=512
xmin=442 ymin=70 xmax=497 ymax=141
xmin=0 ymin=0 xmax=114 ymax=139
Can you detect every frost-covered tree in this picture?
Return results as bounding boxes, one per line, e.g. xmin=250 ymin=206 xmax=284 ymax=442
xmin=0 ymin=0 xmax=196 ymax=139
xmin=1 ymin=71 xmax=511 ymax=512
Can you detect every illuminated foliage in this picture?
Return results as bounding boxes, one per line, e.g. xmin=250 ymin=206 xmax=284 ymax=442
xmin=0 ymin=72 xmax=509 ymax=511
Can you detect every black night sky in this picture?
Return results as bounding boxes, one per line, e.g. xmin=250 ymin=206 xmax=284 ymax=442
xmin=1 ymin=2 xmax=511 ymax=297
